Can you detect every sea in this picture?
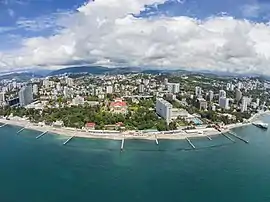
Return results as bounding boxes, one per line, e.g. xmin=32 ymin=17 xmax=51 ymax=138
xmin=1 ymin=115 xmax=270 ymax=202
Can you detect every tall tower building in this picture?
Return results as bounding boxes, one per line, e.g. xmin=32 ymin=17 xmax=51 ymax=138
xmin=33 ymin=84 xmax=38 ymax=95
xmin=19 ymin=86 xmax=33 ymax=106
xmin=209 ymin=90 xmax=214 ymax=102
xmin=219 ymin=90 xmax=226 ymax=98
xmin=195 ymin=86 xmax=202 ymax=97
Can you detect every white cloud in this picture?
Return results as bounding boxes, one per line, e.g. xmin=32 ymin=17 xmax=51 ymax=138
xmin=1 ymin=0 xmax=270 ymax=75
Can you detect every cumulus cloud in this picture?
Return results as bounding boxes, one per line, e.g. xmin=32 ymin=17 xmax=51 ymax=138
xmin=1 ymin=0 xmax=270 ymax=75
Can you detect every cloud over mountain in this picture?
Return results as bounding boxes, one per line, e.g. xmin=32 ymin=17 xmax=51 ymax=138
xmin=1 ymin=0 xmax=270 ymax=75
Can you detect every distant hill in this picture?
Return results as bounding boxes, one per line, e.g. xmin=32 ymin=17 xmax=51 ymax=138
xmin=47 ymin=66 xmax=145 ymax=76
xmin=0 ymin=72 xmax=43 ymax=81
xmin=48 ymin=66 xmax=110 ymax=76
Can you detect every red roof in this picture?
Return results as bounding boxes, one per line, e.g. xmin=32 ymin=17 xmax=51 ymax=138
xmin=85 ymin=122 xmax=96 ymax=127
xmin=110 ymin=101 xmax=127 ymax=107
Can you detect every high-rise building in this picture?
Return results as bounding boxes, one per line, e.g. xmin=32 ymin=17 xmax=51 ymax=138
xmin=143 ymin=79 xmax=149 ymax=86
xmin=168 ymin=83 xmax=180 ymax=94
xmin=256 ymin=98 xmax=260 ymax=106
xmin=164 ymin=78 xmax=168 ymax=86
xmin=208 ymin=90 xmax=214 ymax=102
xmin=33 ymin=84 xmax=38 ymax=95
xmin=106 ymin=86 xmax=113 ymax=94
xmin=12 ymin=81 xmax=17 ymax=89
xmin=219 ymin=97 xmax=230 ymax=110
xmin=226 ymin=83 xmax=231 ymax=91
xmin=230 ymin=84 xmax=235 ymax=91
xmin=235 ymin=89 xmax=242 ymax=102
xmin=219 ymin=90 xmax=226 ymax=98
xmin=0 ymin=92 xmax=5 ymax=103
xmin=138 ymin=84 xmax=145 ymax=93
xmin=56 ymin=83 xmax=61 ymax=91
xmin=19 ymin=86 xmax=33 ymax=107
xmin=237 ymin=82 xmax=243 ymax=89
xmin=66 ymin=78 xmax=74 ymax=86
xmin=43 ymin=79 xmax=50 ymax=88
xmin=155 ymin=98 xmax=172 ymax=124
xmin=63 ymin=86 xmax=70 ymax=98
xmin=241 ymin=97 xmax=248 ymax=112
xmin=195 ymin=86 xmax=202 ymax=97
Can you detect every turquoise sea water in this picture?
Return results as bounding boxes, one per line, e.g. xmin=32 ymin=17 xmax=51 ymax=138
xmin=1 ymin=117 xmax=270 ymax=202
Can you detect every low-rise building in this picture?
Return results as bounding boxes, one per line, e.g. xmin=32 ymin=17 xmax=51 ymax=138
xmin=110 ymin=98 xmax=128 ymax=114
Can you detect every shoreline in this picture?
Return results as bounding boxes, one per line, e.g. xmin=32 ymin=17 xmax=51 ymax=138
xmin=0 ymin=111 xmax=268 ymax=141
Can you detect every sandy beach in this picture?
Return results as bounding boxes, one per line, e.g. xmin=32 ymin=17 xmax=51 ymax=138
xmin=0 ymin=111 xmax=268 ymax=141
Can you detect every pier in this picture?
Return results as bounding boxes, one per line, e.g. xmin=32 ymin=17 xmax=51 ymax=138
xmin=0 ymin=123 xmax=7 ymax=128
xmin=228 ymin=131 xmax=249 ymax=144
xmin=36 ymin=131 xmax=48 ymax=139
xmin=63 ymin=136 xmax=74 ymax=145
xmin=155 ymin=135 xmax=159 ymax=145
xmin=221 ymin=133 xmax=235 ymax=142
xmin=121 ymin=138 xmax=125 ymax=151
xmin=186 ymin=137 xmax=196 ymax=149
xmin=16 ymin=127 xmax=25 ymax=134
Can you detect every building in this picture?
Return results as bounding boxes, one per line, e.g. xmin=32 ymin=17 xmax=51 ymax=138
xmin=43 ymin=79 xmax=50 ymax=88
xmin=56 ymin=83 xmax=61 ymax=91
xmin=208 ymin=90 xmax=214 ymax=102
xmin=138 ymin=84 xmax=145 ymax=93
xmin=219 ymin=97 xmax=230 ymax=110
xmin=66 ymin=78 xmax=74 ymax=86
xmin=155 ymin=98 xmax=172 ymax=123
xmin=219 ymin=90 xmax=226 ymax=98
xmin=106 ymin=86 xmax=113 ymax=94
xmin=241 ymin=97 xmax=248 ymax=112
xmin=226 ymin=83 xmax=231 ymax=91
xmin=72 ymin=95 xmax=85 ymax=105
xmin=110 ymin=98 xmax=128 ymax=114
xmin=164 ymin=78 xmax=168 ymax=86
xmin=237 ymin=82 xmax=243 ymax=89
xmin=196 ymin=98 xmax=208 ymax=110
xmin=230 ymin=84 xmax=235 ymax=91
xmin=256 ymin=98 xmax=260 ymax=106
xmin=0 ymin=92 xmax=5 ymax=103
xmin=143 ymin=79 xmax=149 ymax=86
xmin=8 ymin=97 xmax=19 ymax=107
xmin=85 ymin=122 xmax=96 ymax=130
xmin=168 ymin=83 xmax=180 ymax=94
xmin=195 ymin=86 xmax=202 ymax=97
xmin=33 ymin=84 xmax=38 ymax=95
xmin=12 ymin=81 xmax=17 ymax=89
xmin=235 ymin=89 xmax=242 ymax=102
xmin=63 ymin=86 xmax=72 ymax=98
xmin=19 ymin=85 xmax=33 ymax=107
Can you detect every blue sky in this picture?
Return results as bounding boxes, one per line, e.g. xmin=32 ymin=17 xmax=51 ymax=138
xmin=1 ymin=0 xmax=270 ymax=74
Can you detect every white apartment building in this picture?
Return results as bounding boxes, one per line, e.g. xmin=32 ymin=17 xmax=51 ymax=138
xmin=155 ymin=98 xmax=172 ymax=124
xmin=168 ymin=83 xmax=180 ymax=94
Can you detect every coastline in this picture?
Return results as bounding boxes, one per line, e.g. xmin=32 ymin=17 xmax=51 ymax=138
xmin=0 ymin=111 xmax=268 ymax=141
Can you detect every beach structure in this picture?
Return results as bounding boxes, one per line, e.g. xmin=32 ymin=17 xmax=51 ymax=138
xmin=121 ymin=138 xmax=125 ymax=151
xmin=0 ymin=123 xmax=7 ymax=128
xmin=221 ymin=133 xmax=235 ymax=142
xmin=228 ymin=131 xmax=249 ymax=144
xmin=16 ymin=127 xmax=25 ymax=134
xmin=63 ymin=136 xmax=74 ymax=145
xmin=36 ymin=131 xmax=48 ymax=139
xmin=186 ymin=137 xmax=195 ymax=149
xmin=155 ymin=135 xmax=159 ymax=145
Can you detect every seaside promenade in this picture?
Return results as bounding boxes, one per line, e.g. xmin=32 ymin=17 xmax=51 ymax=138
xmin=0 ymin=111 xmax=268 ymax=141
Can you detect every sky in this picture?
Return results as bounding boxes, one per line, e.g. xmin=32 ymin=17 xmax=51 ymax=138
xmin=1 ymin=0 xmax=270 ymax=75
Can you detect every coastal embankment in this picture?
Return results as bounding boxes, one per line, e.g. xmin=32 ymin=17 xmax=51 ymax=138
xmin=0 ymin=110 xmax=268 ymax=141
